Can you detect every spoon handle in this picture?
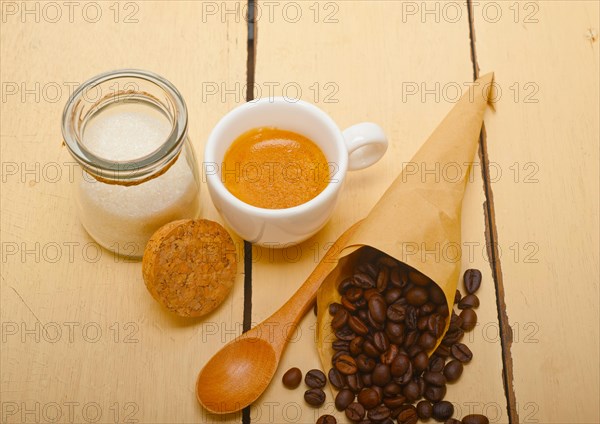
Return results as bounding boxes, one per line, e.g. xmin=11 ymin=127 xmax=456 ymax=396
xmin=261 ymin=221 xmax=363 ymax=357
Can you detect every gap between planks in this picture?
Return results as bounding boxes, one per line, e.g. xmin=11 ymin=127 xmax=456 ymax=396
xmin=467 ymin=1 xmax=519 ymax=423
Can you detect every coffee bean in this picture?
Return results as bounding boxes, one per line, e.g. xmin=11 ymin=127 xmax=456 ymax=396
xmin=358 ymin=262 xmax=378 ymax=279
xmin=454 ymin=289 xmax=462 ymax=304
xmin=383 ymin=381 xmax=402 ymax=396
xmin=412 ymin=351 xmax=429 ymax=372
xmin=328 ymin=368 xmax=346 ymax=389
xmin=390 ymin=267 xmax=408 ymax=288
xmin=305 ymin=369 xmax=326 ymax=388
xmin=316 ymin=414 xmax=336 ymax=424
xmin=335 ymin=388 xmax=355 ymax=411
xmin=345 ymin=402 xmax=366 ymax=422
xmin=361 ymin=372 xmax=372 ymax=387
xmin=338 ymin=278 xmax=353 ymax=294
xmin=385 ymin=321 xmax=404 ymax=343
xmin=282 ymin=367 xmax=302 ymax=389
xmin=380 ymin=344 xmax=399 ymax=365
xmin=331 ymin=309 xmax=349 ymax=330
xmin=405 ymin=306 xmax=418 ymax=330
xmin=416 ymin=400 xmax=433 ymax=419
xmin=353 ymin=273 xmax=376 ymax=289
xmin=458 ymin=294 xmax=480 ymax=309
xmin=368 ymin=295 xmax=387 ymax=323
xmin=408 ymin=270 xmax=430 ymax=286
xmin=445 ymin=419 xmax=462 ymax=424
xmin=336 ymin=354 xmax=358 ymax=374
xmin=437 ymin=303 xmax=450 ymax=317
xmin=423 ymin=371 xmax=446 ymax=387
xmin=383 ymin=394 xmax=407 ymax=409
xmin=443 ymin=359 xmax=464 ymax=382
xmin=459 ymin=308 xmax=477 ymax=331
xmin=442 ymin=327 xmax=464 ymax=346
xmin=333 ymin=340 xmax=350 ymax=351
xmin=333 ymin=350 xmax=349 ymax=363
xmin=463 ymin=269 xmax=482 ymax=294
xmin=348 ymin=315 xmax=369 ymax=336
xmin=451 ymin=343 xmax=473 ymax=363
xmin=386 ymin=302 xmax=406 ymax=322
xmin=428 ymin=314 xmax=446 ymax=338
xmin=384 ymin=287 xmax=402 ymax=305
xmin=462 ymin=414 xmax=490 ymax=424
xmin=434 ymin=344 xmax=451 ymax=358
xmin=335 ymin=327 xmax=356 ymax=341
xmin=304 ymin=388 xmax=326 ymax=407
xmin=350 ymin=336 xmax=365 ymax=356
xmin=391 ymin=353 xmax=410 ymax=377
xmin=341 ymin=297 xmax=357 ymax=313
xmin=367 ymin=405 xmax=391 ymax=421
xmin=376 ymin=267 xmax=389 ymax=292
xmin=402 ymin=380 xmax=420 ymax=402
xmin=424 ymin=384 xmax=446 ymax=402
xmin=356 ymin=354 xmax=376 ymax=373
xmin=418 ymin=332 xmax=437 ymax=350
xmin=373 ymin=331 xmax=390 ymax=352
xmin=346 ymin=373 xmax=362 ymax=393
xmin=432 ymin=401 xmax=454 ymax=421
xmin=329 ymin=302 xmax=342 ymax=315
xmin=357 ymin=387 xmax=380 ymax=409
xmin=363 ymin=340 xmax=380 ymax=358
xmin=429 ymin=284 xmax=446 ymax=305
xmin=372 ymin=363 xmax=392 ymax=386
xmin=406 ymin=286 xmax=429 ymax=306
xmin=417 ymin=315 xmax=429 ymax=331
xmin=346 ymin=287 xmax=364 ymax=302
xmin=397 ymin=405 xmax=418 ymax=424
xmin=428 ymin=355 xmax=445 ymax=373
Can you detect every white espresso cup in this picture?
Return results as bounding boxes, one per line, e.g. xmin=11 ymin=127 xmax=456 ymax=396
xmin=204 ymin=97 xmax=387 ymax=246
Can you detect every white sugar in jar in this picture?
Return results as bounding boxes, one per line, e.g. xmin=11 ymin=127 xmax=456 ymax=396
xmin=62 ymin=70 xmax=201 ymax=258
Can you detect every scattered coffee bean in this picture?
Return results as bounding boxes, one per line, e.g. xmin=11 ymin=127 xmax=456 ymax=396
xmin=443 ymin=359 xmax=464 ymax=382
xmin=316 ymin=414 xmax=336 ymax=424
xmin=462 ymin=414 xmax=490 ymax=424
xmin=463 ymin=269 xmax=482 ymax=294
xmin=432 ymin=400 xmax=454 ymax=421
xmin=424 ymin=384 xmax=447 ymax=402
xmin=423 ymin=371 xmax=446 ymax=387
xmin=416 ymin=400 xmax=433 ymax=419
xmin=451 ymin=343 xmax=473 ymax=363
xmin=371 ymin=363 xmax=391 ymax=386
xmin=458 ymin=294 xmax=480 ymax=309
xmin=304 ymin=388 xmax=326 ymax=407
xmin=305 ymin=369 xmax=326 ymax=388
xmin=445 ymin=419 xmax=462 ymax=424
xmin=328 ymin=368 xmax=346 ymax=389
xmin=459 ymin=308 xmax=478 ymax=331
xmin=282 ymin=367 xmax=302 ymax=389
xmin=429 ymin=356 xmax=445 ymax=373
xmin=335 ymin=388 xmax=355 ymax=411
xmin=345 ymin=402 xmax=366 ymax=421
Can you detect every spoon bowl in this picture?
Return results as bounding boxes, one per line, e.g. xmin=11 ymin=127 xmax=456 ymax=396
xmin=196 ymin=337 xmax=277 ymax=414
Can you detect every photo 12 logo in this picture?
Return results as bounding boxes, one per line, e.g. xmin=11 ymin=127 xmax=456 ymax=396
xmin=201 ymin=1 xmax=340 ymax=24
xmin=1 ymin=1 xmax=140 ymax=24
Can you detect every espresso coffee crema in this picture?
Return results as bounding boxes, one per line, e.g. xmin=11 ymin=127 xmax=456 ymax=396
xmin=222 ymin=127 xmax=330 ymax=209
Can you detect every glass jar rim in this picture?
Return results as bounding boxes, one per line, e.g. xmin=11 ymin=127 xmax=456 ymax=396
xmin=61 ymin=69 xmax=188 ymax=184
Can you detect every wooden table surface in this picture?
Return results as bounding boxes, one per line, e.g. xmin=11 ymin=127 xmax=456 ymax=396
xmin=1 ymin=1 xmax=598 ymax=423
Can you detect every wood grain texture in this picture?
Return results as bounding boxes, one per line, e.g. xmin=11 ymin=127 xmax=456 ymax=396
xmin=0 ymin=2 xmax=246 ymax=423
xmin=474 ymin=1 xmax=600 ymax=423
xmin=252 ymin=2 xmax=508 ymax=422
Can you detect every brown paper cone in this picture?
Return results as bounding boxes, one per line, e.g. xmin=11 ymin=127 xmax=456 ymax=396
xmin=316 ymin=72 xmax=495 ymax=380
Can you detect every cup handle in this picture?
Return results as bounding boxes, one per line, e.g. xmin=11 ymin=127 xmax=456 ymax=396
xmin=342 ymin=123 xmax=388 ymax=171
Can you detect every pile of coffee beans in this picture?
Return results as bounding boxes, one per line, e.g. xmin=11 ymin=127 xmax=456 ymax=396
xmin=325 ymin=253 xmax=488 ymax=424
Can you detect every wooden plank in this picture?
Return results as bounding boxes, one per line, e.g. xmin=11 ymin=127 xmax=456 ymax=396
xmin=252 ymin=1 xmax=509 ymax=422
xmin=474 ymin=1 xmax=600 ymax=423
xmin=0 ymin=2 xmax=246 ymax=423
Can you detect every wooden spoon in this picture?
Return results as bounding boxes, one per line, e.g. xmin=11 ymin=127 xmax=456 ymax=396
xmin=196 ymin=222 xmax=361 ymax=414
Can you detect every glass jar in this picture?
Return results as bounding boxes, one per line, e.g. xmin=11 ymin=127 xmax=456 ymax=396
xmin=62 ymin=69 xmax=201 ymax=259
